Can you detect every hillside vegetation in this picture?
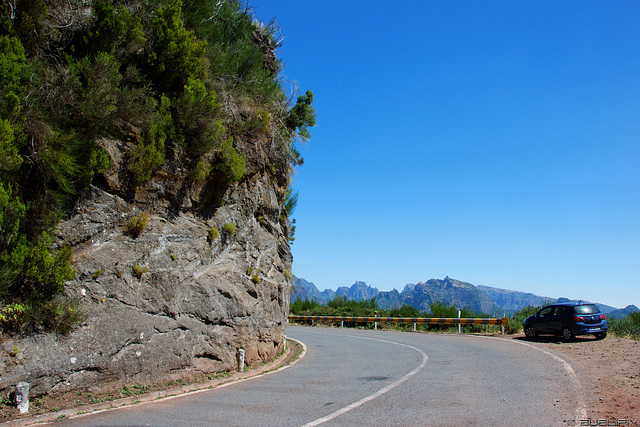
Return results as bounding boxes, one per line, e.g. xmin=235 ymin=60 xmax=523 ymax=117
xmin=0 ymin=0 xmax=314 ymax=334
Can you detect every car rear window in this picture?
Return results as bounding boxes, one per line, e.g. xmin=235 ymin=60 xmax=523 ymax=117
xmin=572 ymin=304 xmax=600 ymax=314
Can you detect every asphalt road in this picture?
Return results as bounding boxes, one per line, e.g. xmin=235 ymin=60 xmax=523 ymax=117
xmin=54 ymin=326 xmax=587 ymax=426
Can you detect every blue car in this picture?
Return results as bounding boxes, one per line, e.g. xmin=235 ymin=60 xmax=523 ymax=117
xmin=523 ymin=302 xmax=608 ymax=341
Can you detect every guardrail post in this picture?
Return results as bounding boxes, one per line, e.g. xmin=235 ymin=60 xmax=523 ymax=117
xmin=413 ymin=322 xmax=416 ymax=332
xmin=341 ymin=320 xmax=344 ymax=328
xmin=458 ymin=311 xmax=461 ymax=334
xmin=374 ymin=311 xmax=377 ymax=330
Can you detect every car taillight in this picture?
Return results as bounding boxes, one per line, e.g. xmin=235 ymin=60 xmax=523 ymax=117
xmin=600 ymin=314 xmax=606 ymax=320
xmin=573 ymin=315 xmax=585 ymax=322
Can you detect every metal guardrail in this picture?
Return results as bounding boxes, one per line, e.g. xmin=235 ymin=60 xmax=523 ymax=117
xmin=288 ymin=315 xmax=508 ymax=326
xmin=288 ymin=315 xmax=509 ymax=334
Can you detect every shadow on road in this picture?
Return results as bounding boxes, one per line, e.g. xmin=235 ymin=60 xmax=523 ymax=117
xmin=511 ymin=335 xmax=600 ymax=344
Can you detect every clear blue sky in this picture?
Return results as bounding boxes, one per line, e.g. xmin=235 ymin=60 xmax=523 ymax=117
xmin=252 ymin=1 xmax=639 ymax=309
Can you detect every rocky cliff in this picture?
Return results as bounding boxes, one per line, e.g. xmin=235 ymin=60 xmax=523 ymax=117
xmin=0 ymin=0 xmax=315 ymax=400
xmin=1 ymin=142 xmax=292 ymax=397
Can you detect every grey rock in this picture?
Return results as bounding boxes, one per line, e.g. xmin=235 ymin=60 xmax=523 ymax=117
xmin=1 ymin=169 xmax=292 ymax=396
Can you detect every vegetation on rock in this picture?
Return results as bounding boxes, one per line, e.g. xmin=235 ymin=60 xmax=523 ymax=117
xmin=207 ymin=227 xmax=219 ymax=242
xmin=0 ymin=0 xmax=314 ymax=334
xmin=222 ymin=223 xmax=236 ymax=237
xmin=125 ymin=212 xmax=149 ymax=238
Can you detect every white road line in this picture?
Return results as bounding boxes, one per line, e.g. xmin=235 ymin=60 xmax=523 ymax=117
xmin=300 ymin=332 xmax=429 ymax=427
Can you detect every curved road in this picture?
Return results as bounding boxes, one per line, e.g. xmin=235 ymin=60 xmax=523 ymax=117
xmin=55 ymin=326 xmax=586 ymax=426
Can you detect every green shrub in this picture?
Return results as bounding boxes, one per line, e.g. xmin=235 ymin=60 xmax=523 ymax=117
xmin=125 ymin=213 xmax=149 ymax=238
xmin=0 ymin=184 xmax=27 ymax=290
xmin=73 ymin=0 xmax=145 ymax=60
xmin=191 ymin=157 xmax=211 ymax=182
xmin=145 ymin=0 xmax=208 ymax=95
xmin=21 ymin=233 xmax=76 ymax=302
xmin=31 ymin=296 xmax=86 ymax=335
xmin=183 ymin=0 xmax=284 ymax=100
xmin=127 ymin=137 xmax=165 ymax=186
xmin=0 ymin=296 xmax=84 ymax=336
xmin=283 ymin=270 xmax=293 ymax=284
xmin=0 ymin=303 xmax=26 ymax=331
xmin=428 ymin=301 xmax=461 ymax=318
xmin=505 ymin=305 xmax=541 ymax=334
xmin=284 ymin=187 xmax=298 ymax=216
xmin=222 ymin=223 xmax=236 ymax=237
xmin=132 ymin=264 xmax=148 ymax=279
xmin=288 ymin=218 xmax=296 ymax=245
xmin=388 ymin=304 xmax=421 ymax=318
xmin=286 ymin=90 xmax=316 ymax=143
xmin=427 ymin=301 xmax=479 ymax=331
xmin=214 ymin=137 xmax=246 ymax=186
xmin=251 ymin=274 xmax=261 ymax=284
xmin=289 ymin=297 xmax=322 ymax=315
xmin=609 ymin=312 xmax=640 ymax=340
xmin=207 ymin=227 xmax=219 ymax=242
xmin=92 ymin=269 xmax=103 ymax=279
xmin=175 ymin=77 xmax=222 ymax=157
xmin=327 ymin=296 xmax=378 ymax=317
xmin=247 ymin=110 xmax=271 ymax=136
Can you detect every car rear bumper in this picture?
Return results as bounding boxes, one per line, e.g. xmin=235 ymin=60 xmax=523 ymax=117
xmin=573 ymin=323 xmax=608 ymax=335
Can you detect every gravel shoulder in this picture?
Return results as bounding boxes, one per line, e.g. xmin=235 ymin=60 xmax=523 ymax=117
xmin=516 ymin=333 xmax=640 ymax=421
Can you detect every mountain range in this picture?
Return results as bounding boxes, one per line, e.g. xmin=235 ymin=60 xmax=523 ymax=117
xmin=291 ymin=276 xmax=638 ymax=318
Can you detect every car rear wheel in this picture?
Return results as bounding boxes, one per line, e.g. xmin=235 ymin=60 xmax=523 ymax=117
xmin=562 ymin=327 xmax=574 ymax=342
xmin=524 ymin=324 xmax=537 ymax=338
xmin=594 ymin=332 xmax=607 ymax=340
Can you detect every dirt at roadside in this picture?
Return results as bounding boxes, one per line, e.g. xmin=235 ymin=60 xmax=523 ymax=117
xmin=525 ymin=334 xmax=640 ymax=422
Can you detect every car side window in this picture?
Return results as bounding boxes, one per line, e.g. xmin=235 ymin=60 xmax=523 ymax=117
xmin=554 ymin=306 xmax=566 ymax=316
xmin=539 ymin=307 xmax=553 ymax=317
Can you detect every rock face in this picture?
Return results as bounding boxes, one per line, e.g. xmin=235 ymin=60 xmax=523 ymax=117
xmin=0 ymin=142 xmax=293 ymax=397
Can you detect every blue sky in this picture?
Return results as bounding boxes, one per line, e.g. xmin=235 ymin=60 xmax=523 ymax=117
xmin=251 ymin=1 xmax=639 ymax=309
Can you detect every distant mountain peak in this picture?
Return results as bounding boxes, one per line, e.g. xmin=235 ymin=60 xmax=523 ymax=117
xmin=292 ymin=276 xmax=629 ymax=315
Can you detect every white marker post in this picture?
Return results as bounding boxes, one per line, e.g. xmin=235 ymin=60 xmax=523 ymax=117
xmin=237 ymin=349 xmax=245 ymax=372
xmin=15 ymin=382 xmax=29 ymax=414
